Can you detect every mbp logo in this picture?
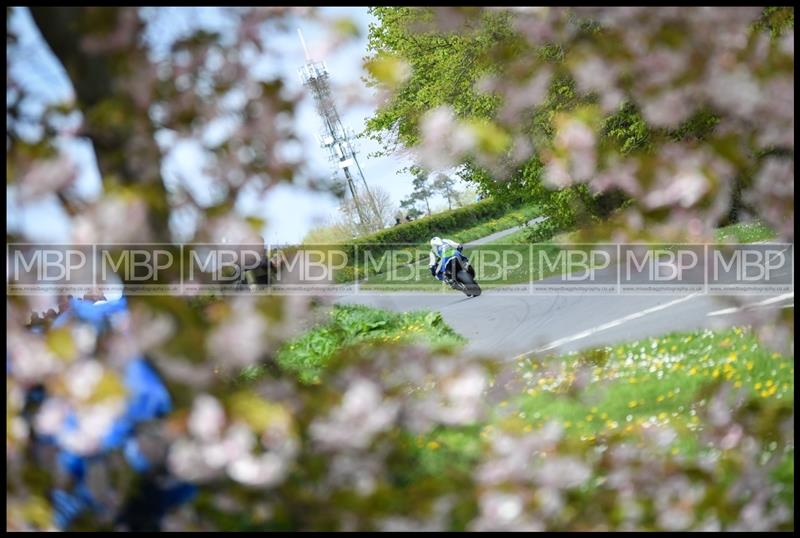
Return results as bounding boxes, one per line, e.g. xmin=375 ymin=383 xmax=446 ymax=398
xmin=185 ymin=245 xmax=264 ymax=283
xmin=531 ymin=244 xmax=617 ymax=294
xmin=7 ymin=245 xmax=95 ymax=295
xmin=472 ymin=246 xmax=525 ymax=282
xmin=620 ymin=245 xmax=705 ymax=293
xmin=538 ymin=246 xmax=613 ymax=281
xmin=10 ymin=246 xmax=89 ymax=281
xmin=98 ymin=247 xmax=176 ymax=282
xmin=270 ymin=245 xmax=349 ymax=283
xmin=360 ymin=246 xmax=422 ymax=283
xmin=708 ymin=244 xmax=793 ymax=294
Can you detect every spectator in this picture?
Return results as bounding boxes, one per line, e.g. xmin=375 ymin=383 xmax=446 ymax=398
xmin=20 ymin=296 xmax=197 ymax=530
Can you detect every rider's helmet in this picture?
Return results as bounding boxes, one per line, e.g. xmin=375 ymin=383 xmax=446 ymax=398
xmin=430 ymin=237 xmax=442 ymax=249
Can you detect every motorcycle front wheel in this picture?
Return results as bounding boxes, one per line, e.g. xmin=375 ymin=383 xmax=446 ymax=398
xmin=456 ymin=270 xmax=481 ymax=297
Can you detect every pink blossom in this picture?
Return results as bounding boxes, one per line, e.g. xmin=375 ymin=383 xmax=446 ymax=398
xmin=188 ymin=394 xmax=226 ymax=442
xmin=18 ymin=155 xmax=77 ymax=202
xmin=227 ymin=452 xmax=287 ymax=487
xmin=640 ymin=88 xmax=694 ymax=127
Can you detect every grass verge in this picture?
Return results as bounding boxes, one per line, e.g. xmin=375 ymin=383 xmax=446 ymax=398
xmin=417 ymin=326 xmax=793 ymax=505
xmin=240 ymin=304 xmax=465 ymax=384
xmin=509 ymin=326 xmax=793 ymax=453
xmin=235 ymin=302 xmax=793 ymax=511
xmin=715 ymin=220 xmax=776 ymax=243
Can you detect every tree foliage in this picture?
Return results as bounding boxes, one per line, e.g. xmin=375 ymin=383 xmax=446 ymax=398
xmin=364 ymin=7 xmax=510 ymax=152
xmin=400 ymin=165 xmax=435 ymax=216
xmin=363 ymin=7 xmax=794 ymax=244
xmin=432 ymin=173 xmax=459 ymax=210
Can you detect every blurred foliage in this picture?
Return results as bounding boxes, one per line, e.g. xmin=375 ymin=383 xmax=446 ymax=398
xmin=364 ymin=6 xmax=794 ymax=244
xmin=363 ymin=7 xmax=509 ymax=151
xmin=602 ymin=102 xmax=651 ymax=155
xmin=755 ymin=6 xmax=794 ymax=38
xmin=6 ymin=6 xmax=795 ymax=532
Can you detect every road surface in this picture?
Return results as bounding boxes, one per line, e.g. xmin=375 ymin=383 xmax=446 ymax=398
xmin=272 ymin=218 xmax=792 ymax=359
xmin=335 ymin=289 xmax=793 ymax=358
xmin=330 ymin=237 xmax=794 ymax=359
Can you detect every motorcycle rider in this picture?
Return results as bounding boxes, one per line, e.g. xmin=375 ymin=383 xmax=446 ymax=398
xmin=429 ymin=236 xmax=463 ymax=284
xmin=240 ymin=236 xmax=280 ymax=289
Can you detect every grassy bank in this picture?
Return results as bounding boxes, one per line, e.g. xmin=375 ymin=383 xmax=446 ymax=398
xmin=240 ymin=304 xmax=465 ymax=384
xmin=326 ymin=203 xmax=543 ymax=284
xmin=415 ymin=325 xmax=793 ymax=510
xmin=358 ymin=219 xmax=779 ymax=291
xmin=715 ymin=220 xmax=776 ymax=243
xmin=510 ymin=326 xmax=793 ymax=453
xmin=235 ymin=302 xmax=793 ymax=516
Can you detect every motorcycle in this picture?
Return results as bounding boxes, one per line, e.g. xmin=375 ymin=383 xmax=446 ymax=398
xmin=437 ymin=246 xmax=482 ymax=297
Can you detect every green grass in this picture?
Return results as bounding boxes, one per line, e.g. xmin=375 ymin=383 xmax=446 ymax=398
xmin=509 ymin=326 xmax=793 ymax=453
xmin=359 ymin=242 xmax=568 ymax=290
xmin=236 ymin=303 xmax=793 ymax=509
xmin=410 ymin=325 xmax=794 ymax=509
xmin=362 ymin=220 xmax=778 ymax=291
xmin=240 ymin=304 xmax=465 ymax=384
xmin=449 ymin=204 xmax=542 ymax=244
xmin=394 ymin=324 xmax=793 ymax=511
xmin=501 ymin=220 xmax=777 ymax=246
xmin=715 ymin=220 xmax=776 ymax=243
xmin=336 ymin=204 xmax=542 ymax=285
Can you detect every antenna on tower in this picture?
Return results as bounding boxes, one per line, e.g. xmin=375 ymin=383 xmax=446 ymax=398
xmin=297 ymin=28 xmax=311 ymax=62
xmin=297 ymin=29 xmax=381 ymax=232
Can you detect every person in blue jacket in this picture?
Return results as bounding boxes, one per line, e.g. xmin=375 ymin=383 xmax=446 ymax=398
xmin=19 ymin=295 xmax=196 ymax=530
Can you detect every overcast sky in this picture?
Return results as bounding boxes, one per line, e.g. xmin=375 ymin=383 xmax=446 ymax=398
xmin=7 ymin=7 xmax=461 ymax=244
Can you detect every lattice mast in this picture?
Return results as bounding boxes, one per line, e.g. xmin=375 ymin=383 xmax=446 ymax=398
xmin=297 ymin=29 xmax=379 ymax=228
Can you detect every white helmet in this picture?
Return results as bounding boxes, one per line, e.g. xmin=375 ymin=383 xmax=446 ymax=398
xmin=430 ymin=237 xmax=442 ymax=248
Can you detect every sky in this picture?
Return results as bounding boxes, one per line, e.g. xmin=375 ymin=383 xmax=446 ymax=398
xmin=7 ymin=7 xmax=463 ymax=244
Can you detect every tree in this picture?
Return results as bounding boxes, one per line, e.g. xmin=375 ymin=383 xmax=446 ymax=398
xmin=432 ymin=173 xmax=459 ymax=210
xmin=338 ymin=184 xmax=396 ymax=235
xmin=363 ymin=7 xmax=510 ymax=151
xmin=454 ymin=185 xmax=481 ymax=208
xmin=301 ymin=221 xmax=353 ymax=244
xmin=362 ymin=8 xmax=605 ymax=225
xmin=399 ymin=197 xmax=423 ymax=219
xmin=364 ymin=7 xmax=795 ymax=243
xmin=400 ymin=166 xmax=435 ymax=217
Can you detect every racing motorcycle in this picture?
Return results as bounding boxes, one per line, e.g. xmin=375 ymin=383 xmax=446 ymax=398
xmin=437 ymin=246 xmax=482 ymax=297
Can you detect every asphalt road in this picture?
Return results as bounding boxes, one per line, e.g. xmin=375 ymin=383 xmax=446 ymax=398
xmin=329 ymin=238 xmax=794 ymax=360
xmin=335 ymin=289 xmax=793 ymax=359
xmin=269 ymin=217 xmax=792 ymax=360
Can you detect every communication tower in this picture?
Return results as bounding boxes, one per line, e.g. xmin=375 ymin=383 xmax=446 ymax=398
xmin=297 ymin=29 xmax=379 ymax=228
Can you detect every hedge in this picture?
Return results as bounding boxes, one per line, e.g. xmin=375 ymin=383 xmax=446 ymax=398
xmin=364 ymin=197 xmax=523 ymax=246
xmin=337 ymin=197 xmax=525 ymax=270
